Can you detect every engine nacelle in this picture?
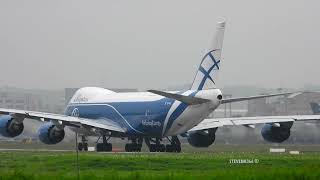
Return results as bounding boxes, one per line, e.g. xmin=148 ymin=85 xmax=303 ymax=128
xmin=261 ymin=122 xmax=293 ymax=143
xmin=187 ymin=128 xmax=217 ymax=147
xmin=0 ymin=115 xmax=24 ymax=137
xmin=38 ymin=122 xmax=65 ymax=144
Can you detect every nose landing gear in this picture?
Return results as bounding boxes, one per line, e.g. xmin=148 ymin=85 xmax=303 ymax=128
xmin=78 ymin=136 xmax=88 ymax=151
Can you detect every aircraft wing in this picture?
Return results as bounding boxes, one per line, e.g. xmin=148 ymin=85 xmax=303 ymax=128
xmin=0 ymin=108 xmax=126 ymax=133
xmin=189 ymin=115 xmax=320 ymax=132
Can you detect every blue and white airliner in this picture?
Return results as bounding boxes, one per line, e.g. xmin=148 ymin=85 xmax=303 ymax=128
xmin=1 ymin=21 xmax=319 ymax=152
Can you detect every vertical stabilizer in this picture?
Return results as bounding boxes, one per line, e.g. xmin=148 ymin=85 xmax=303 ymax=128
xmin=191 ymin=20 xmax=226 ymax=90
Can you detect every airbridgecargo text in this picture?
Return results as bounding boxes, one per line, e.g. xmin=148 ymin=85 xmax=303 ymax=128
xmin=142 ymin=120 xmax=161 ymax=127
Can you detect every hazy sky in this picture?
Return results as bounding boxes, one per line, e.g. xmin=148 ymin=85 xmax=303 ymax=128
xmin=0 ymin=0 xmax=319 ymax=90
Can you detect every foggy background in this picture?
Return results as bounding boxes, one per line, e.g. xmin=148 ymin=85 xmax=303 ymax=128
xmin=1 ymin=1 xmax=320 ymax=147
xmin=0 ymin=0 xmax=319 ymax=90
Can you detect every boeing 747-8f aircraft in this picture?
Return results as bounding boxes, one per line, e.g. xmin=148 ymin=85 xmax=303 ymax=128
xmin=1 ymin=21 xmax=319 ymax=152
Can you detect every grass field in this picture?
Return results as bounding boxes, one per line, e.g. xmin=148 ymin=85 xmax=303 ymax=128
xmin=0 ymin=151 xmax=320 ymax=180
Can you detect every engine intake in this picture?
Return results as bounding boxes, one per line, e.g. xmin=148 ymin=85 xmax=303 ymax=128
xmin=38 ymin=122 xmax=65 ymax=144
xmin=261 ymin=122 xmax=293 ymax=143
xmin=0 ymin=115 xmax=24 ymax=137
xmin=187 ymin=128 xmax=217 ymax=147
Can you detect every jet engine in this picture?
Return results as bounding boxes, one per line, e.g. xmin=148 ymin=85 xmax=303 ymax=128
xmin=38 ymin=122 xmax=65 ymax=144
xmin=187 ymin=128 xmax=218 ymax=147
xmin=261 ymin=122 xmax=293 ymax=143
xmin=0 ymin=115 xmax=24 ymax=137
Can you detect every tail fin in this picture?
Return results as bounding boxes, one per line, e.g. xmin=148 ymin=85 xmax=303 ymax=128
xmin=310 ymin=102 xmax=320 ymax=114
xmin=191 ymin=20 xmax=226 ymax=90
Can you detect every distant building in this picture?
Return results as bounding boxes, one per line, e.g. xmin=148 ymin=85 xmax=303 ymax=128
xmin=247 ymin=92 xmax=320 ymax=116
xmin=274 ymin=92 xmax=320 ymax=115
xmin=0 ymin=87 xmax=64 ymax=114
xmin=247 ymin=98 xmax=274 ymax=116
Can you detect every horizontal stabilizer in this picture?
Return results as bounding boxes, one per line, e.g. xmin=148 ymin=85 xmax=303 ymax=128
xmin=148 ymin=90 xmax=210 ymax=105
xmin=221 ymin=92 xmax=296 ymax=104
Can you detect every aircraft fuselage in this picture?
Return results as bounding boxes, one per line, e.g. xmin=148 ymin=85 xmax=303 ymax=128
xmin=65 ymin=87 xmax=222 ymax=137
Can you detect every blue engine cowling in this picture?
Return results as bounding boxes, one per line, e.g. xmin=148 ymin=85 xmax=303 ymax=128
xmin=38 ymin=122 xmax=65 ymax=144
xmin=261 ymin=122 xmax=293 ymax=143
xmin=187 ymin=128 xmax=218 ymax=147
xmin=0 ymin=115 xmax=24 ymax=137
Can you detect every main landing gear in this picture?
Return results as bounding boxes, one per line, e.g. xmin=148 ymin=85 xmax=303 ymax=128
xmin=125 ymin=137 xmax=143 ymax=152
xmin=78 ymin=136 xmax=88 ymax=151
xmin=96 ymin=135 xmax=112 ymax=152
xmin=165 ymin=136 xmax=181 ymax=153
xmin=145 ymin=136 xmax=181 ymax=153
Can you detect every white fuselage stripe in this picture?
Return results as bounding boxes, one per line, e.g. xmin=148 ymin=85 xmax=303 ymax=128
xmin=161 ymin=90 xmax=194 ymax=136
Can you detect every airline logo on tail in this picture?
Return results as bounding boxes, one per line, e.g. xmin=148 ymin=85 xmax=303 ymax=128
xmin=191 ymin=49 xmax=222 ymax=90
xmin=198 ymin=49 xmax=221 ymax=89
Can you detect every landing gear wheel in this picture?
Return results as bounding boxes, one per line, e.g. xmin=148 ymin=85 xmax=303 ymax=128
xmin=106 ymin=143 xmax=112 ymax=151
xmin=145 ymin=138 xmax=166 ymax=152
xmin=125 ymin=144 xmax=141 ymax=152
xmin=96 ymin=143 xmax=103 ymax=152
xmin=96 ymin=143 xmax=112 ymax=152
xmin=148 ymin=144 xmax=165 ymax=152
xmin=78 ymin=142 xmax=88 ymax=151
xmin=165 ymin=144 xmax=173 ymax=152
xmin=125 ymin=138 xmax=142 ymax=152
xmin=83 ymin=143 xmax=88 ymax=151
xmin=96 ymin=135 xmax=112 ymax=152
xmin=158 ymin=144 xmax=165 ymax=152
xmin=165 ymin=136 xmax=181 ymax=153
xmin=165 ymin=145 xmax=181 ymax=152
xmin=77 ymin=136 xmax=89 ymax=151
xmin=175 ymin=145 xmax=181 ymax=153
xmin=125 ymin=144 xmax=130 ymax=152
xmin=78 ymin=143 xmax=83 ymax=151
xmin=149 ymin=144 xmax=156 ymax=152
